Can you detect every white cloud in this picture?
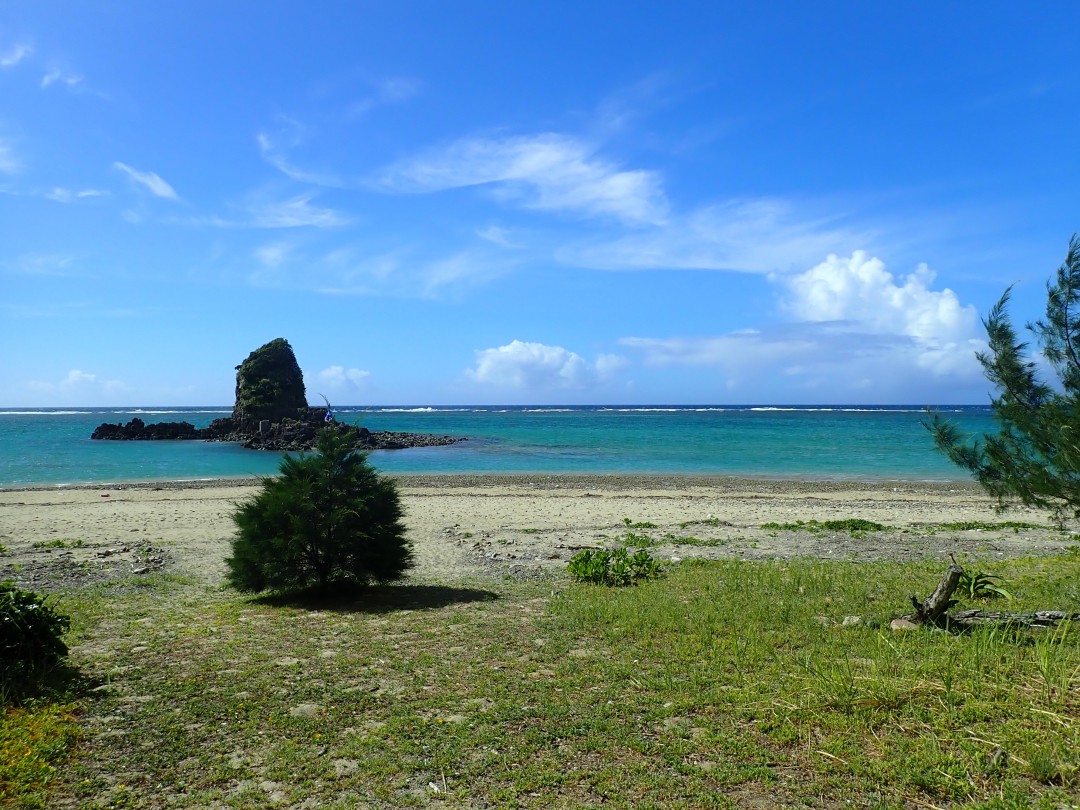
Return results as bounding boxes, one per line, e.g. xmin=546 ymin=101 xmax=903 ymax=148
xmin=317 ymin=365 xmax=371 ymax=391
xmin=0 ymin=139 xmax=20 ymax=174
xmin=41 ymin=68 xmax=83 ymax=89
xmin=44 ymin=187 xmax=107 ymax=203
xmin=778 ymin=252 xmax=983 ymax=376
xmin=27 ymin=369 xmax=131 ymax=401
xmin=255 ymin=241 xmax=292 ymax=269
xmin=562 ymin=199 xmax=869 ymax=274
xmin=380 ymin=133 xmax=669 ymax=225
xmin=619 ymin=251 xmax=987 ymax=400
xmin=1 ymin=43 xmax=32 ymax=68
xmin=250 ymin=193 xmax=348 ymax=228
xmin=257 ymin=123 xmax=341 ymax=186
xmin=467 ymin=340 xmax=625 ymax=390
xmin=113 ymin=162 xmax=179 ymax=200
xmin=6 ymin=253 xmax=77 ymax=276
xmin=476 ymin=225 xmax=523 ymax=249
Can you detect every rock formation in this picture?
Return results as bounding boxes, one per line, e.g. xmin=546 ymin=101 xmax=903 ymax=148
xmin=91 ymin=339 xmax=464 ymax=453
xmin=232 ymin=338 xmax=308 ymax=429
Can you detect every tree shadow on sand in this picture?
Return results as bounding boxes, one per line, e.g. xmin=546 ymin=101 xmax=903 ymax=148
xmin=249 ymin=582 xmax=501 ymax=614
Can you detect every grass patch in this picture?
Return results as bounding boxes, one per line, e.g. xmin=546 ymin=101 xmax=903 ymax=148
xmin=29 ymin=539 xmax=86 ymax=550
xmin=678 ymin=517 xmax=730 ymax=529
xmin=760 ymin=518 xmax=890 ymax=536
xmin=0 ymin=701 xmax=82 ymax=809
xmin=934 ymin=520 xmax=1048 ymax=532
xmin=661 ymin=533 xmax=726 ymax=548
xmin=22 ymin=555 xmax=1080 ymax=808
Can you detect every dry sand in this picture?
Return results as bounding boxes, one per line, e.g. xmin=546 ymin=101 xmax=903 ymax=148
xmin=1 ymin=475 xmax=1075 ymax=590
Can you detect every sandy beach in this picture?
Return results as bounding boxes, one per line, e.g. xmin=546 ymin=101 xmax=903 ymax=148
xmin=1 ymin=475 xmax=1074 ymax=590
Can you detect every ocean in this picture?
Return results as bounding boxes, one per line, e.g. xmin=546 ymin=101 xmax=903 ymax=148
xmin=0 ymin=405 xmax=995 ymax=488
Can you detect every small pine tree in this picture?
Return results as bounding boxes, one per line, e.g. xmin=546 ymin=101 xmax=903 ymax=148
xmin=929 ymin=234 xmax=1080 ymax=520
xmin=227 ymin=429 xmax=413 ymax=594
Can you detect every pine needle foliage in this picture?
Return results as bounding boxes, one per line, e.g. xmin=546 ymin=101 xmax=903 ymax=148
xmin=929 ymin=234 xmax=1080 ymax=520
xmin=227 ymin=429 xmax=413 ymax=594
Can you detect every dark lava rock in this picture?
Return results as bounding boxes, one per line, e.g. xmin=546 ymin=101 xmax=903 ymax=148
xmin=90 ymin=338 xmax=465 ymax=453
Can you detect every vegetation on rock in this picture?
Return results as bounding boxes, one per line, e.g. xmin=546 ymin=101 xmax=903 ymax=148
xmin=232 ymin=337 xmax=308 ymax=427
xmin=226 ymin=429 xmax=413 ymax=594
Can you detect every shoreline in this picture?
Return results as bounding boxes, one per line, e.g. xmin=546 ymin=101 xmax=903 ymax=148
xmin=0 ymin=471 xmax=984 ymax=495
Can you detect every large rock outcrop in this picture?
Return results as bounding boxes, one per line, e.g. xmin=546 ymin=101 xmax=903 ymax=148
xmin=232 ymin=338 xmax=308 ymax=429
xmin=91 ymin=339 xmax=465 ymax=453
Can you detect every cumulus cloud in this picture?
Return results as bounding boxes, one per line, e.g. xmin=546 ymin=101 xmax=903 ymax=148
xmin=779 ymin=251 xmax=982 ymax=375
xmin=317 ymin=365 xmax=371 ymax=391
xmin=467 ymin=340 xmax=625 ymax=390
xmin=113 ymin=162 xmax=179 ymax=200
xmin=380 ymin=133 xmax=668 ymax=225
xmin=619 ymin=251 xmax=987 ymax=400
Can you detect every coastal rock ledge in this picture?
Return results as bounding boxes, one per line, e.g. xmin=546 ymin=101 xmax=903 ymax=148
xmin=90 ymin=337 xmax=465 ymax=453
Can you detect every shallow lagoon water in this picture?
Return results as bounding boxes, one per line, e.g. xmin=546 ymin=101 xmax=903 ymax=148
xmin=0 ymin=405 xmax=994 ymax=487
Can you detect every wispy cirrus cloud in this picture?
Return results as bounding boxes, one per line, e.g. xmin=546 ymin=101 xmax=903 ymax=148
xmin=3 ymin=253 xmax=78 ymax=277
xmin=257 ymin=118 xmax=343 ymax=187
xmin=561 ymin=199 xmax=870 ymax=274
xmin=249 ymin=193 xmax=349 ymax=228
xmin=379 ymin=132 xmax=669 ymax=226
xmin=0 ymin=138 xmax=20 ymax=174
xmin=346 ymin=75 xmax=422 ymax=117
xmin=41 ymin=68 xmax=83 ymax=89
xmin=44 ymin=187 xmax=107 ymax=203
xmin=113 ymin=162 xmax=179 ymax=200
xmin=1 ymin=42 xmax=33 ymax=68
xmin=475 ymin=224 xmax=524 ymax=249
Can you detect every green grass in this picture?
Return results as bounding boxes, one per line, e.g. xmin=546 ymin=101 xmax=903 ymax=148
xmin=760 ymin=518 xmax=890 ymax=536
xmin=29 ymin=539 xmax=86 ymax=550
xmin=10 ymin=554 xmax=1080 ymax=808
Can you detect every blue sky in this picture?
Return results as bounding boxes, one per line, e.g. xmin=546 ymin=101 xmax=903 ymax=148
xmin=2 ymin=2 xmax=1078 ymax=407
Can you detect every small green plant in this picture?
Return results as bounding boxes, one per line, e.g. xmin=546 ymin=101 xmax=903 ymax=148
xmin=567 ymin=547 xmax=663 ymax=586
xmin=622 ymin=518 xmax=658 ymax=530
xmin=957 ymin=570 xmax=1013 ymax=601
xmin=31 ymin=538 xmax=86 ymax=550
xmin=1 ymin=581 xmax=71 ymax=700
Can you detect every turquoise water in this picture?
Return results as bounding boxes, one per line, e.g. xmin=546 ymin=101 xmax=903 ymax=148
xmin=0 ymin=406 xmax=994 ymax=487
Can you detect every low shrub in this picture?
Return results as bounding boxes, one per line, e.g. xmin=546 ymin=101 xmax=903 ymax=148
xmin=1 ymin=581 xmax=71 ymax=701
xmin=567 ymin=547 xmax=663 ymax=586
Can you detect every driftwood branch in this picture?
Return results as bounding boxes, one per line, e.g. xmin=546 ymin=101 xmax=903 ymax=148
xmin=944 ymin=609 xmax=1080 ymax=630
xmin=908 ymin=563 xmax=963 ymax=625
xmin=902 ymin=559 xmax=1079 ymax=630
